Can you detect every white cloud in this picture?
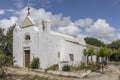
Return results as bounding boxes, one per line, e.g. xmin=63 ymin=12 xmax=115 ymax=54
xmin=75 ymin=18 xmax=93 ymax=28
xmin=16 ymin=7 xmax=81 ymax=37
xmin=0 ymin=17 xmax=17 ymax=31
xmin=0 ymin=10 xmax=5 ymax=15
xmin=58 ymin=23 xmax=81 ymax=37
xmin=86 ymin=18 xmax=117 ymax=43
xmin=0 ymin=7 xmax=119 ymax=43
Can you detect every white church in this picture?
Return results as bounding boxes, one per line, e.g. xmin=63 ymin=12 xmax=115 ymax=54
xmin=13 ymin=8 xmax=87 ymax=70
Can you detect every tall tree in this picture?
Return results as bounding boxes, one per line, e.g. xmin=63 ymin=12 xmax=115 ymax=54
xmin=0 ymin=28 xmax=5 ymax=54
xmin=5 ymin=24 xmax=15 ymax=56
xmin=0 ymin=24 xmax=15 ymax=56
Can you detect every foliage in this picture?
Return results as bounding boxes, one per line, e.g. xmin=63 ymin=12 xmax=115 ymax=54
xmin=29 ymin=57 xmax=40 ymax=69
xmin=0 ymin=25 xmax=15 ymax=56
xmin=107 ymin=40 xmax=120 ymax=61
xmin=62 ymin=65 xmax=70 ymax=71
xmin=83 ymin=48 xmax=95 ymax=65
xmin=5 ymin=25 xmax=15 ymax=56
xmin=46 ymin=64 xmax=58 ymax=71
xmin=83 ymin=49 xmax=88 ymax=56
xmin=0 ymin=25 xmax=15 ymax=77
xmin=98 ymin=47 xmax=112 ymax=57
xmin=32 ymin=75 xmax=49 ymax=80
xmin=71 ymin=62 xmax=99 ymax=72
xmin=108 ymin=40 xmax=120 ymax=49
xmin=71 ymin=63 xmax=86 ymax=71
xmin=110 ymin=49 xmax=120 ymax=61
xmin=96 ymin=47 xmax=113 ymax=72
xmin=0 ymin=54 xmax=14 ymax=77
xmin=88 ymin=48 xmax=95 ymax=56
xmin=84 ymin=37 xmax=105 ymax=47
xmin=86 ymin=62 xmax=99 ymax=71
xmin=0 ymin=28 xmax=5 ymax=54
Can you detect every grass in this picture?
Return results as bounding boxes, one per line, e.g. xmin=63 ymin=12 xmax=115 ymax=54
xmin=0 ymin=74 xmax=55 ymax=80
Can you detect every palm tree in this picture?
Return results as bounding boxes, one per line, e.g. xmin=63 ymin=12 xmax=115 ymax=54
xmin=98 ymin=47 xmax=112 ymax=72
xmin=83 ymin=48 xmax=95 ymax=66
xmin=88 ymin=48 xmax=95 ymax=62
xmin=83 ymin=49 xmax=89 ymax=65
xmin=104 ymin=48 xmax=112 ymax=65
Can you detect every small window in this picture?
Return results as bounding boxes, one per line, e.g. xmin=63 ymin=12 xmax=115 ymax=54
xmin=69 ymin=54 xmax=74 ymax=61
xmin=42 ymin=20 xmax=45 ymax=31
xmin=25 ymin=35 xmax=30 ymax=40
xmin=58 ymin=52 xmax=60 ymax=58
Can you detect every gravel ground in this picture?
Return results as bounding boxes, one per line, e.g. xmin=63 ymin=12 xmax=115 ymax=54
xmin=5 ymin=65 xmax=120 ymax=80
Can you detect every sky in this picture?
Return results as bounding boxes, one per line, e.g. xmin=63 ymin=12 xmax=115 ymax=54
xmin=0 ymin=0 xmax=120 ymax=43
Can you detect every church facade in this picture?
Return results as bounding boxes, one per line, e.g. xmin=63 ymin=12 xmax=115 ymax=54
xmin=13 ymin=9 xmax=87 ymax=70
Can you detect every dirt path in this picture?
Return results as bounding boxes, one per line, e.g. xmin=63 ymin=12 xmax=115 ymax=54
xmin=7 ymin=67 xmax=78 ymax=80
xmin=7 ymin=65 xmax=120 ymax=80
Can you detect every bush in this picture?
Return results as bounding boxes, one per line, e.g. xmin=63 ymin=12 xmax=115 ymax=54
xmin=29 ymin=57 xmax=40 ymax=69
xmin=71 ymin=63 xmax=86 ymax=71
xmin=85 ymin=62 xmax=98 ymax=71
xmin=46 ymin=64 xmax=58 ymax=71
xmin=62 ymin=65 xmax=70 ymax=71
xmin=0 ymin=54 xmax=14 ymax=77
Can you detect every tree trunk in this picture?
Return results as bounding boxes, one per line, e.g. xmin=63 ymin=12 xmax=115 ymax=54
xmin=87 ymin=55 xmax=89 ymax=65
xmin=96 ymin=56 xmax=99 ymax=64
xmin=91 ymin=55 xmax=93 ymax=62
xmin=101 ymin=57 xmax=104 ymax=72
xmin=105 ymin=56 xmax=107 ymax=65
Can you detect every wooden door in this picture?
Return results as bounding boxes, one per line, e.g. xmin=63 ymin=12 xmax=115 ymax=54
xmin=25 ymin=50 xmax=30 ymax=67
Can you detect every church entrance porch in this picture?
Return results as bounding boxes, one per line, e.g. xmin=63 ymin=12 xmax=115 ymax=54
xmin=24 ymin=50 xmax=30 ymax=67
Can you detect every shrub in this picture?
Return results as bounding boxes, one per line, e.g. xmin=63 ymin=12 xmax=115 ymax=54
xmin=29 ymin=57 xmax=40 ymax=69
xmin=62 ymin=65 xmax=70 ymax=71
xmin=85 ymin=62 xmax=98 ymax=71
xmin=71 ymin=63 xmax=86 ymax=71
xmin=0 ymin=54 xmax=14 ymax=77
xmin=46 ymin=64 xmax=58 ymax=71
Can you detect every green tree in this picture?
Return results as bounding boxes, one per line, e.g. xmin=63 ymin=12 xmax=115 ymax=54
xmin=83 ymin=48 xmax=95 ymax=65
xmin=110 ymin=49 xmax=120 ymax=61
xmin=98 ymin=47 xmax=112 ymax=72
xmin=104 ymin=48 xmax=112 ymax=64
xmin=5 ymin=25 xmax=15 ymax=56
xmin=88 ymin=48 xmax=95 ymax=62
xmin=0 ymin=28 xmax=5 ymax=54
xmin=0 ymin=25 xmax=15 ymax=56
xmin=107 ymin=40 xmax=120 ymax=61
xmin=84 ymin=37 xmax=105 ymax=47
xmin=108 ymin=40 xmax=120 ymax=49
xmin=83 ymin=49 xmax=89 ymax=65
xmin=0 ymin=54 xmax=13 ymax=77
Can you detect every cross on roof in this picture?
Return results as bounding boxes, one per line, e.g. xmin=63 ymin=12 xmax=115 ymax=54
xmin=27 ymin=7 xmax=30 ymax=16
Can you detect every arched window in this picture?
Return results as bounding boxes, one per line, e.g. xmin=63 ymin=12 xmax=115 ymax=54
xmin=25 ymin=35 xmax=30 ymax=40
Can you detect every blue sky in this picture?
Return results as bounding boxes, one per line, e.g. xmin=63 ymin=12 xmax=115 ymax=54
xmin=0 ymin=0 xmax=120 ymax=27
xmin=0 ymin=0 xmax=120 ymax=43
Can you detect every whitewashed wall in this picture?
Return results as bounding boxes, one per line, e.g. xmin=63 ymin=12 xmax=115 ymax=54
xmin=13 ymin=20 xmax=87 ymax=70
